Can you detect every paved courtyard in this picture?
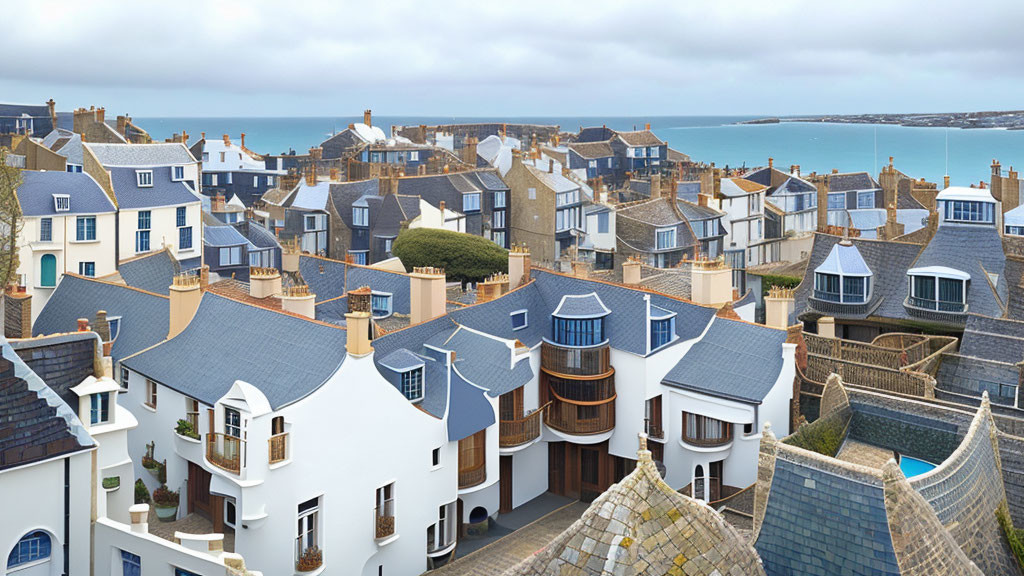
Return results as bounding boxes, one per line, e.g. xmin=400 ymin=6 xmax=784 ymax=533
xmin=837 ymin=439 xmax=896 ymax=469
xmin=432 ymin=500 xmax=588 ymax=576
xmin=147 ymin=508 xmax=235 ymax=553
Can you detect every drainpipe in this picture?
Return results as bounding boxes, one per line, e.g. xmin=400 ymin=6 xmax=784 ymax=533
xmin=63 ymin=457 xmax=70 ymax=576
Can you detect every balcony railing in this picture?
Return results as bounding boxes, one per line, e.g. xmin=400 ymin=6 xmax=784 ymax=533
xmin=206 ymin=433 xmax=244 ymax=474
xmin=903 ymin=296 xmax=968 ymax=325
xmin=905 ymin=296 xmax=966 ymax=313
xmin=458 ymin=444 xmax=486 ymax=489
xmin=547 ymin=375 xmax=616 ymax=404
xmin=541 ymin=341 xmax=612 ymax=378
xmin=645 ymin=421 xmax=665 ymax=440
xmin=185 ymin=411 xmax=199 ymax=432
xmin=499 ymin=403 xmax=550 ymax=448
xmin=681 ymin=427 xmax=733 ymax=448
xmin=807 ymin=294 xmax=881 ymax=318
xmin=375 ymin=499 xmax=395 ymax=539
xmin=545 ymin=394 xmax=615 ymax=435
xmin=269 ymin=432 xmax=288 ymax=464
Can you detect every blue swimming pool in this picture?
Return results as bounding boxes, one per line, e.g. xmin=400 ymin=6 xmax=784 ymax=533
xmin=900 ymin=456 xmax=937 ymax=478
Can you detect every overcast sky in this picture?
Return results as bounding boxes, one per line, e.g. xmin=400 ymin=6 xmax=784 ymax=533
xmin=4 ymin=0 xmax=1023 ymax=118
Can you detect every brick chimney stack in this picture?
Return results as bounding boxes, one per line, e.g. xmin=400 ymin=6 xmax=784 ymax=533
xmin=768 ymin=157 xmax=773 ymax=170
xmin=363 ymin=109 xmax=372 ymax=127
xmin=409 ymin=267 xmax=446 ymax=324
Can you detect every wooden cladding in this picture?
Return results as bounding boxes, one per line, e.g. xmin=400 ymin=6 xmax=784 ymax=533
xmin=458 ymin=430 xmax=486 ymax=489
xmin=548 ymin=376 xmax=616 ymax=404
xmin=268 ymin=432 xmax=288 ymax=464
xmin=206 ymin=433 xmax=244 ymax=474
xmin=499 ymin=403 xmax=550 ymax=448
xmin=541 ymin=341 xmax=612 ymax=378
xmin=545 ymin=395 xmax=615 ymax=435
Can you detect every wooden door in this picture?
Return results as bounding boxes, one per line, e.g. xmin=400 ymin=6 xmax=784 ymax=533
xmin=188 ymin=461 xmax=213 ymax=517
xmin=709 ymin=460 xmax=723 ymax=502
xmin=580 ymin=447 xmax=601 ymax=502
xmin=499 ymin=456 xmax=513 ymax=513
xmin=548 ymin=442 xmax=566 ymax=497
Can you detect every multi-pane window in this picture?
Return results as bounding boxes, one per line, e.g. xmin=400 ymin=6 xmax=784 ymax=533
xmin=179 ymin=226 xmax=193 ymax=250
xmin=682 ymin=412 xmax=731 ymax=445
xmin=492 ymin=231 xmax=505 ymax=247
xmin=649 ymin=147 xmax=659 ymax=158
xmin=224 ymin=407 xmax=241 ymax=438
xmin=1007 ymin=225 xmax=1024 ymax=236
xmin=76 ymin=216 xmax=96 ymax=241
xmin=90 ymin=392 xmax=109 ymax=425
xmin=552 ymin=316 xmax=605 ymax=347
xmin=7 ymin=531 xmax=51 ymax=568
xmin=145 ymin=379 xmax=157 ymax=409
xmin=352 ymin=207 xmax=368 ymax=227
xmin=842 ymin=276 xmax=867 ymax=303
xmin=493 ymin=190 xmax=506 ymax=208
xmin=856 ymin=190 xmax=875 ymax=209
xmin=409 ymin=151 xmax=419 ymax=161
xmin=172 ymin=166 xmax=185 ymax=181
xmin=120 ymin=550 xmax=141 ymax=576
xmin=814 ymin=272 xmax=841 ymax=301
xmin=39 ymin=217 xmax=52 ymax=241
xmin=401 ymin=367 xmax=424 ymax=402
xmin=348 ymin=251 xmax=367 ymax=265
xmin=176 ymin=206 xmax=187 ymax=227
xmin=943 ymin=200 xmax=994 ymax=223
xmin=827 ymin=193 xmax=846 ymax=211
xmin=296 ymin=497 xmax=319 ymax=563
xmin=120 ymin=366 xmax=129 ymax=389
xmin=136 ymin=171 xmax=153 ymax=187
xmin=219 ymin=246 xmax=242 ymax=266
xmin=53 ymin=194 xmax=70 ymax=212
xmin=78 ymin=261 xmax=95 ymax=277
xmin=371 ymin=293 xmax=392 ymax=317
xmin=656 ymin=228 xmax=676 ymax=250
xmin=492 ymin=210 xmax=505 ymax=229
xmin=650 ymin=317 xmax=675 ymax=350
xmin=136 ymin=211 xmax=151 ymax=253
xmin=463 ymin=193 xmax=481 ymax=212
xmin=556 ymin=190 xmax=579 ymax=207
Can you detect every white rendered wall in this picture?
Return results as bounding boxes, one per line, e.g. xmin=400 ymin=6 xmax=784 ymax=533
xmin=117 ymin=203 xmax=202 ymax=265
xmin=510 ymin=441 xmax=548 ymax=508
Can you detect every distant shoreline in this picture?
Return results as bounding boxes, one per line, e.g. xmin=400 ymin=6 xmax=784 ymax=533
xmin=736 ymin=112 xmax=1024 ymax=130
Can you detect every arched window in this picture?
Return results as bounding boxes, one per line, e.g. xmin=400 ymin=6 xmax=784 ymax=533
xmin=40 ymin=254 xmax=57 ymax=287
xmin=7 ymin=530 xmax=51 ymax=568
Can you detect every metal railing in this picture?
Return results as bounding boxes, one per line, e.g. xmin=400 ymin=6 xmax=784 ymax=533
xmin=906 ymin=296 xmax=966 ymax=313
xmin=499 ymin=403 xmax=550 ymax=448
xmin=269 ymin=432 xmax=288 ymax=464
xmin=206 ymin=433 xmax=244 ymax=474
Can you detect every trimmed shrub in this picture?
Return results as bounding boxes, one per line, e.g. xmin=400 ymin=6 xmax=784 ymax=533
xmin=102 ymin=476 xmax=120 ymax=490
xmin=392 ymin=228 xmax=507 ymax=284
xmin=760 ymin=274 xmax=802 ymax=298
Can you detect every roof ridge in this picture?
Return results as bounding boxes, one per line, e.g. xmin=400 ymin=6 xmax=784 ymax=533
xmin=203 ymin=291 xmax=347 ymax=331
xmin=62 ymin=272 xmax=169 ymax=299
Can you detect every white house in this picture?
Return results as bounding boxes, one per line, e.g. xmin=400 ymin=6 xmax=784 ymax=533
xmin=14 ymin=170 xmax=117 ymax=322
xmin=716 ymin=176 xmax=773 ymax=266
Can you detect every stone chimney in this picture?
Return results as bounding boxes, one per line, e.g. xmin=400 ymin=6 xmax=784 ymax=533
xmin=1006 ymin=167 xmax=1021 ymax=214
xmin=168 ymin=273 xmax=202 ymax=339
xmin=77 ymin=318 xmax=90 ymax=332
xmin=46 ymin=99 xmax=56 ymax=127
xmin=548 ymin=159 xmax=554 ymax=174
xmin=95 ymin=107 xmax=105 ymax=124
xmin=4 ymin=288 xmax=31 ymax=339
xmin=347 ymin=286 xmax=372 ymax=313
xmin=94 ymin=310 xmax=111 ymax=354
xmin=240 ymin=133 xmax=246 ymax=150
xmin=304 ymin=167 xmax=317 ymax=187
xmin=764 ymin=286 xmax=795 ymax=329
xmin=281 ymin=285 xmax=315 ymax=319
xmin=476 ymin=273 xmax=509 ymax=304
xmin=508 ymin=244 xmax=531 ymax=290
xmin=409 ymin=267 xmax=446 ymax=324
xmin=309 ymin=147 xmax=323 ymax=162
xmin=991 ymin=159 xmax=1003 ymax=202
xmin=117 ymin=116 xmax=128 ymax=136
xmin=651 ymin=172 xmax=664 ymax=198
xmin=622 ymin=257 xmax=642 ymax=285
xmin=645 ymin=122 xmax=651 ymax=131
xmin=249 ymin=267 xmax=282 ymax=299
xmin=943 ymin=175 xmax=950 ymax=189
xmin=363 ymin=109 xmax=372 ymax=127
xmin=689 ymin=257 xmax=733 ymax=306
xmin=462 ymin=136 xmax=479 ymax=165
xmin=346 ymin=311 xmax=372 ymax=356
xmin=129 ymin=504 xmax=149 ymax=534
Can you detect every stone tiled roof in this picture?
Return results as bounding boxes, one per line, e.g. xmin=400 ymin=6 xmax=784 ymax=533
xmin=662 ymin=318 xmax=787 ymax=404
xmin=959 ymin=314 xmax=1024 ymax=364
xmin=122 ymin=293 xmax=347 ymax=410
xmin=504 ymin=443 xmax=765 ymax=576
xmin=828 ymin=172 xmax=881 ymax=192
xmin=616 ymin=130 xmax=665 ymax=147
xmin=85 ymin=142 xmax=195 ymax=167
xmin=911 ymin=225 xmax=1006 ymax=318
xmin=16 ymin=170 xmax=116 ymax=216
xmin=117 ymin=249 xmax=180 ymax=296
xmin=567 ymin=141 xmax=614 ymax=159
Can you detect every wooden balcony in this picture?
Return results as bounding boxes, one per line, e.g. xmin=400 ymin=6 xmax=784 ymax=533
xmin=499 ymin=403 xmax=550 ymax=448
xmin=544 ymin=394 xmax=615 ymax=435
xmin=547 ymin=375 xmax=616 ymax=404
xmin=375 ymin=499 xmax=395 ymax=539
xmin=268 ymin=432 xmax=288 ymax=464
xmin=458 ymin=432 xmax=486 ymax=489
xmin=206 ymin=433 xmax=244 ymax=474
xmin=541 ymin=341 xmax=612 ymax=378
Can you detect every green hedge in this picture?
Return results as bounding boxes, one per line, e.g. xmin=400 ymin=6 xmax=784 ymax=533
xmin=392 ymin=228 xmax=507 ymax=284
xmin=783 ymin=410 xmax=850 ymax=457
xmin=997 ymin=503 xmax=1024 ymax=572
xmin=760 ymin=274 xmax=802 ymax=298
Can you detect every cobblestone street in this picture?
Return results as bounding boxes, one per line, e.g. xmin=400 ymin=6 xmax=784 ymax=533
xmin=431 ymin=501 xmax=587 ymax=576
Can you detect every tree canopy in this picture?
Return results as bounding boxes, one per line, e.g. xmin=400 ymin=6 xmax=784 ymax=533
xmin=0 ymin=150 xmax=22 ymax=291
xmin=392 ymin=228 xmax=507 ymax=284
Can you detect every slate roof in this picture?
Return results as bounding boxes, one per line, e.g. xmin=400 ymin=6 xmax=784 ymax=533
xmin=108 ymin=166 xmax=201 ymax=209
xmin=676 ymin=200 xmax=723 ymax=222
xmin=16 ymin=171 xmax=116 ymax=216
xmin=0 ymin=103 xmax=54 ymax=136
xmin=777 ymin=176 xmax=816 ymax=194
xmin=815 ymin=242 xmax=872 ymax=276
xmin=662 ymin=318 xmax=787 ymax=404
xmin=828 ymin=172 xmax=881 ymax=192
xmin=897 ymin=188 xmax=925 ymax=210
xmin=937 ymin=353 xmax=1019 ymax=405
xmin=0 ymin=341 xmax=93 ymax=471
xmin=244 ymin=220 xmax=280 ymax=250
xmin=576 ymin=126 xmax=616 ymax=143
xmin=372 ymin=315 xmax=458 ymax=419
xmin=117 ymin=249 xmax=180 ymax=296
xmin=568 ymin=141 xmax=614 ymax=159
xmin=289 ymin=180 xmax=332 ymax=211
xmin=616 ymin=197 xmax=697 ymax=253
xmin=328 ymin=179 xmax=380 ymax=226
xmin=85 ymin=142 xmax=195 ymax=167
xmin=426 ymin=326 xmax=533 ymax=397
xmin=298 ymin=255 xmax=411 ymax=313
xmin=122 ymin=294 xmax=347 ymax=409
xmin=33 ymin=275 xmax=169 ymax=368
xmin=617 ymin=130 xmax=665 ymax=147
xmin=911 ymin=225 xmax=1006 ymax=318
xmin=552 ymin=293 xmax=610 ymax=318
xmin=395 ymin=170 xmax=508 ymax=212
xmin=959 ymin=314 xmax=1024 ymax=364
xmin=378 ymin=348 xmax=424 ymax=371
xmin=449 ymin=281 xmax=549 ymax=347
xmin=11 ymin=332 xmax=99 ymax=408
xmin=617 ymin=197 xmax=686 ymax=227
xmin=204 ymin=224 xmax=253 ymax=248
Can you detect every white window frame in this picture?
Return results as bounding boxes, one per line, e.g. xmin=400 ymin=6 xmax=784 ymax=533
xmin=463 ymin=193 xmax=481 ymax=212
xmin=296 ymin=497 xmax=320 ymax=563
xmin=371 ymin=291 xmax=393 ymax=318
xmin=145 ymin=379 xmax=158 ymax=409
xmin=401 ymin=367 xmax=424 ymax=402
xmin=409 ymin=151 xmax=419 ymax=161
xmin=136 ymin=170 xmax=153 ymax=188
xmin=656 ymin=227 xmax=677 ymax=250
xmin=353 ymin=207 xmax=369 ymax=227
xmin=171 ymin=166 xmax=185 ymax=181
xmin=253 ymin=176 xmax=259 ymax=187
xmin=210 ymin=173 xmax=219 ymax=186
xmin=53 ymin=194 xmax=70 ymax=212
xmin=511 ymin=309 xmax=528 ymax=331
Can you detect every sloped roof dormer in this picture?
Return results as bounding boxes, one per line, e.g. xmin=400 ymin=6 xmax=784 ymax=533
xmin=552 ymin=293 xmax=611 ymax=318
xmin=814 ymin=241 xmax=872 ymax=278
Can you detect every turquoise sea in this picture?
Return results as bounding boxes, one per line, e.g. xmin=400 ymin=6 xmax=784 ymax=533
xmin=137 ymin=116 xmax=1024 ymax=187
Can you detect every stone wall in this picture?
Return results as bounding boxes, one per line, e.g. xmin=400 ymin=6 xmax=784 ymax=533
xmin=10 ymin=332 xmax=100 ymax=407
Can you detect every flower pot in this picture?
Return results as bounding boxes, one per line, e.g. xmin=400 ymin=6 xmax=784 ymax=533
xmin=154 ymin=504 xmax=178 ymax=522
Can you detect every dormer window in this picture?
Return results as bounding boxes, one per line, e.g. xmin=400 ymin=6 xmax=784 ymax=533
xmin=551 ymin=293 xmax=610 ymax=347
xmin=907 ymin=267 xmax=969 ymax=312
xmin=649 ymin=306 xmax=677 ymax=351
xmin=352 ymin=206 xmax=369 ymax=227
xmin=90 ymin=392 xmax=110 ymax=425
xmin=463 ymin=193 xmax=481 ymax=212
xmin=136 ymin=170 xmax=153 ymax=187
xmin=171 ymin=166 xmax=185 ymax=181
xmin=371 ymin=292 xmax=392 ymax=318
xmin=656 ymin=227 xmax=676 ymax=250
xmin=401 ymin=367 xmax=424 ymax=402
xmin=942 ymin=200 xmax=993 ymax=224
xmin=53 ymin=194 xmax=70 ymax=212
xmin=511 ymin=310 xmax=528 ymax=331
xmin=813 ymin=242 xmax=872 ymax=304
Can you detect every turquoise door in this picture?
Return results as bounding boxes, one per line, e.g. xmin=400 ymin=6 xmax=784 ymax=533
xmin=40 ymin=254 xmax=57 ymax=287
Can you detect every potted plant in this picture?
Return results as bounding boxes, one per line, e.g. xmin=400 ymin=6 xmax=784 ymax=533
xmin=134 ymin=479 xmax=150 ymax=505
xmin=142 ymin=441 xmax=161 ymax=476
xmin=152 ymin=460 xmax=179 ymax=522
xmin=296 ymin=546 xmax=323 ymax=572
xmin=102 ymin=476 xmax=120 ymax=490
xmin=175 ymin=419 xmax=200 ymax=440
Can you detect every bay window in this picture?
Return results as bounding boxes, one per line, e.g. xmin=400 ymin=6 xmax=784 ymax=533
xmin=552 ymin=316 xmax=605 ymax=347
xmin=682 ymin=412 xmax=732 ymax=446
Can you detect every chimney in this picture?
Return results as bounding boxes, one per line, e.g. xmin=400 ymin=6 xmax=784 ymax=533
xmin=168 ymin=273 xmax=202 ymax=339
xmin=363 ymin=109 xmax=372 ymax=127
xmin=462 ymin=136 xmax=479 ymax=165
xmin=689 ymin=258 xmax=733 ymax=306
xmin=94 ymin=310 xmax=111 ymax=355
xmin=476 ymin=273 xmax=509 ymax=304
xmin=309 ymin=147 xmax=323 ymax=162
xmin=129 ymin=504 xmax=150 ymax=534
xmin=764 ymin=286 xmax=796 ymax=329
xmin=212 ymin=194 xmax=226 ymax=212
xmin=249 ymin=267 xmax=282 ymax=299
xmin=347 ymin=286 xmax=372 ymax=313
xmin=200 ymin=132 xmax=206 ymax=141
xmin=651 ymin=172 xmax=663 ymax=198
xmin=77 ymin=318 xmax=90 ymax=332
xmin=818 ymin=316 xmax=836 ymax=338
xmin=944 ymin=175 xmax=951 ymax=189
xmin=645 ymin=123 xmax=651 ymax=131
xmin=508 ymin=244 xmax=531 ymax=289
xmin=548 ymin=159 xmax=554 ymax=174
xmin=4 ymin=290 xmax=31 ymax=338
xmin=117 ymin=116 xmax=128 ymax=136
xmin=240 ymin=133 xmax=246 ymax=150
xmin=622 ymin=257 xmax=642 ymax=285
xmin=304 ymin=167 xmax=317 ymax=187
xmin=831 ymin=168 xmax=839 ymax=175
xmin=346 ymin=311 xmax=373 ymax=356
xmin=222 ymin=134 xmax=231 ymax=147
xmin=281 ymin=285 xmax=315 ymax=319
xmin=409 ymin=267 xmax=446 ymax=324
xmin=96 ymin=107 xmax=105 ymax=124
xmin=768 ymin=157 xmax=773 ymax=170
xmin=46 ymin=98 xmax=56 ymax=126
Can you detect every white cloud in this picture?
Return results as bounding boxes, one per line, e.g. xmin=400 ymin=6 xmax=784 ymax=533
xmin=2 ymin=0 xmax=1023 ymax=115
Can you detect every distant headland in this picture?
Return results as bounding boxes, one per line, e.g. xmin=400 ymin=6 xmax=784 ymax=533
xmin=737 ymin=111 xmax=1024 ymax=129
